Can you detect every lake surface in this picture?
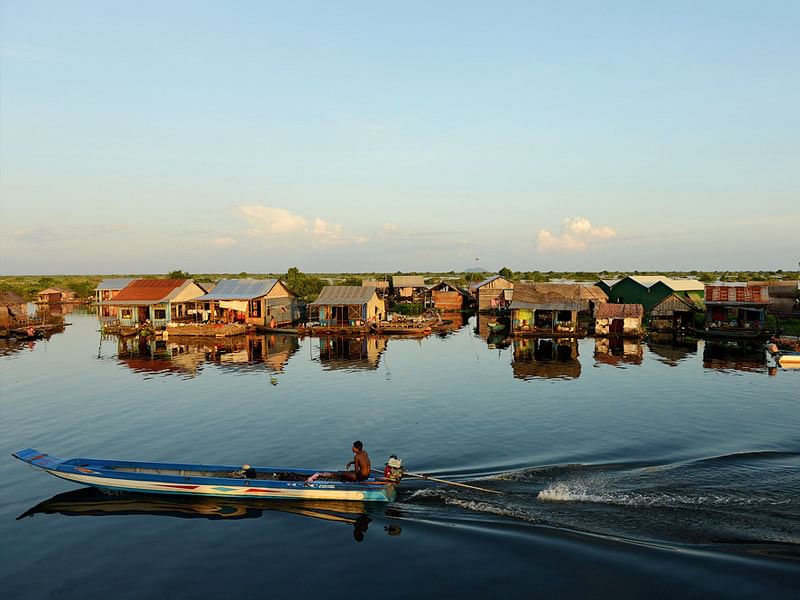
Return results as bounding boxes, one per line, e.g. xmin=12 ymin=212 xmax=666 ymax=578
xmin=1 ymin=309 xmax=798 ymax=599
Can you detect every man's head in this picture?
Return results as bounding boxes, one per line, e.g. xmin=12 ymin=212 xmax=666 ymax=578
xmin=352 ymin=440 xmax=363 ymax=452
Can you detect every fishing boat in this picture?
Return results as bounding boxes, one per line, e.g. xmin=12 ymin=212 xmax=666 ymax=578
xmin=12 ymin=448 xmax=402 ymax=502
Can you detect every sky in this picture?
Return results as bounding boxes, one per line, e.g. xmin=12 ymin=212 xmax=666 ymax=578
xmin=1 ymin=1 xmax=798 ymax=274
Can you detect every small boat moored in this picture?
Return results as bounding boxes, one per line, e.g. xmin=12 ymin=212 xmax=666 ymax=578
xmin=12 ymin=448 xmax=402 ymax=503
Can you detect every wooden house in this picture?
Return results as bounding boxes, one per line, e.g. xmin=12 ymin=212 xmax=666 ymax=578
xmin=361 ymin=280 xmax=390 ymax=298
xmin=391 ymin=275 xmax=426 ymax=301
xmin=704 ymin=282 xmax=769 ymax=337
xmin=194 ymin=279 xmax=299 ymax=328
xmin=523 ymin=283 xmax=607 ymax=316
xmin=594 ymin=303 xmax=644 ymax=337
xmin=94 ymin=278 xmax=136 ymax=322
xmin=1 ymin=291 xmax=27 ymax=328
xmin=605 ymin=276 xmax=704 ymax=314
xmin=99 ymin=279 xmax=206 ymax=329
xmin=37 ymin=287 xmax=77 ymax=304
xmin=429 ymin=281 xmax=470 ymax=311
xmin=649 ymin=294 xmax=704 ymax=331
xmin=509 ymin=283 xmax=582 ymax=336
xmin=470 ymin=275 xmax=514 ymax=312
xmin=309 ymin=286 xmax=386 ymax=327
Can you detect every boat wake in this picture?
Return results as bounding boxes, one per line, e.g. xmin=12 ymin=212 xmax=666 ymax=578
xmin=400 ymin=450 xmax=800 ymax=556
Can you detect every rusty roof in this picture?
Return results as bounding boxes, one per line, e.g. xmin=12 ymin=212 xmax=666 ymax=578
xmin=111 ymin=279 xmax=188 ymax=302
xmin=596 ymin=303 xmax=644 ymax=319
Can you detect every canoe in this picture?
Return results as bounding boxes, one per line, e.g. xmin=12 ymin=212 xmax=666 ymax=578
xmin=12 ymin=448 xmax=397 ymax=502
xmin=778 ymin=352 xmax=800 ymax=368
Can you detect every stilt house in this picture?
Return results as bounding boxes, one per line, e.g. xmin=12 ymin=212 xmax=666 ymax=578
xmin=194 ymin=279 xmax=299 ymax=327
xmin=470 ymin=275 xmax=514 ymax=312
xmin=594 ymin=303 xmax=644 ymax=337
xmin=100 ymin=279 xmax=206 ymax=329
xmin=94 ymin=278 xmax=136 ymax=322
xmin=309 ymin=286 xmax=385 ymax=327
xmin=704 ymin=282 xmax=769 ymax=335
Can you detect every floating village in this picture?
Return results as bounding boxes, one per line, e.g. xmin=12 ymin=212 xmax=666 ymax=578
xmin=2 ymin=273 xmax=799 ymax=377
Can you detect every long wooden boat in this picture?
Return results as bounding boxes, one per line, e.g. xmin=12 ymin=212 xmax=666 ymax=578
xmin=13 ymin=448 xmax=398 ymax=502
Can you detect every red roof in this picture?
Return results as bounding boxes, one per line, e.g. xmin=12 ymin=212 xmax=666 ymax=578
xmin=112 ymin=279 xmax=187 ymax=302
xmin=596 ymin=303 xmax=644 ymax=319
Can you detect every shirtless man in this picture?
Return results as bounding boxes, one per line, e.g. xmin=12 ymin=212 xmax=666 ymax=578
xmin=342 ymin=440 xmax=370 ymax=482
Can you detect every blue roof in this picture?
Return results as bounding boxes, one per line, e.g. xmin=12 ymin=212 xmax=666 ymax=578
xmin=196 ymin=279 xmax=280 ymax=300
xmin=95 ymin=278 xmax=136 ymax=291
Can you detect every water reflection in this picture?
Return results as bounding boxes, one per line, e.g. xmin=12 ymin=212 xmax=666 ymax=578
xmin=511 ymin=338 xmax=581 ymax=380
xmin=114 ymin=333 xmax=300 ymax=378
xmin=18 ymin=488 xmax=389 ymax=543
xmin=646 ymin=334 xmax=699 ymax=367
xmin=703 ymin=340 xmax=767 ymax=373
xmin=318 ymin=336 xmax=387 ymax=371
xmin=594 ymin=338 xmax=643 ymax=367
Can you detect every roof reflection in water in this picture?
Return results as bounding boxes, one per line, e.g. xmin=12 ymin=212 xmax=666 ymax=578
xmin=702 ymin=340 xmax=766 ymax=373
xmin=17 ymin=488 xmax=392 ymax=543
xmin=115 ymin=333 xmax=300 ymax=378
xmin=646 ymin=333 xmax=699 ymax=367
xmin=318 ymin=336 xmax=387 ymax=371
xmin=511 ymin=338 xmax=580 ymax=380
xmin=594 ymin=337 xmax=643 ymax=367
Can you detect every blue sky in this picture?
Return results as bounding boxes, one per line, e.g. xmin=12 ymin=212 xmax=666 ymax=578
xmin=1 ymin=1 xmax=798 ymax=274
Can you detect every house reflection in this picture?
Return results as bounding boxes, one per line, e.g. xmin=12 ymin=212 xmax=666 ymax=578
xmin=702 ymin=340 xmax=766 ymax=373
xmin=318 ymin=336 xmax=388 ymax=371
xmin=594 ymin=337 xmax=643 ymax=367
xmin=18 ymin=488 xmax=388 ymax=543
xmin=115 ymin=333 xmax=299 ymax=378
xmin=511 ymin=338 xmax=581 ymax=380
xmin=646 ymin=334 xmax=699 ymax=367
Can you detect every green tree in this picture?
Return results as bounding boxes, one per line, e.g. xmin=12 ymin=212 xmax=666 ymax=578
xmin=168 ymin=269 xmax=191 ymax=279
xmin=498 ymin=266 xmax=514 ymax=280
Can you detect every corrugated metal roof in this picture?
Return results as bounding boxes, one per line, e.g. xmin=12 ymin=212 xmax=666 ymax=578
xmin=705 ymin=283 xmax=769 ymax=304
xmin=362 ymin=280 xmax=390 ymax=289
xmin=111 ymin=279 xmax=188 ymax=303
xmin=596 ymin=303 xmax=644 ymax=319
xmin=470 ymin=274 xmax=513 ymax=290
xmin=95 ymin=278 xmax=135 ymax=291
xmin=196 ymin=279 xmax=279 ymax=300
xmin=625 ymin=276 xmax=704 ymax=292
xmin=392 ymin=275 xmax=425 ymax=287
xmin=309 ymin=286 xmax=378 ymax=305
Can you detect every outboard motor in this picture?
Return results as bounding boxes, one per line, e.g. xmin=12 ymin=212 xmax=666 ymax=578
xmin=384 ymin=455 xmax=403 ymax=483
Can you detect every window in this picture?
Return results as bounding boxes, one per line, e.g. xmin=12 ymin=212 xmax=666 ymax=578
xmin=153 ymin=308 xmax=167 ymax=320
xmin=251 ymin=300 xmax=261 ymax=318
xmin=121 ymin=308 xmax=132 ymax=319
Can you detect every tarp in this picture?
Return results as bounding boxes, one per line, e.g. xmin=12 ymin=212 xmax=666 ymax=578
xmin=220 ymin=300 xmax=248 ymax=312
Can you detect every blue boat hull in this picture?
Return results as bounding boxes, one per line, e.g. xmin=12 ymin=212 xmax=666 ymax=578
xmin=13 ymin=448 xmax=397 ymax=502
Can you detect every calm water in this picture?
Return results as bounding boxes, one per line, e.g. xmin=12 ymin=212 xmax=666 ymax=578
xmin=1 ymin=309 xmax=798 ymax=599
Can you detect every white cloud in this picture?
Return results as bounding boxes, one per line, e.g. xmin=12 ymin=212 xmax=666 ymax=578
xmin=383 ymin=223 xmax=398 ymax=233
xmin=537 ymin=217 xmax=617 ymax=252
xmin=236 ymin=205 xmax=309 ymax=234
xmin=211 ymin=236 xmax=238 ymax=247
xmin=233 ymin=204 xmax=365 ymax=247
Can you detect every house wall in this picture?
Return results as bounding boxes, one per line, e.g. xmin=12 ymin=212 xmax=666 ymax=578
xmin=431 ymin=290 xmax=463 ymax=311
xmin=595 ymin=317 xmax=642 ymax=336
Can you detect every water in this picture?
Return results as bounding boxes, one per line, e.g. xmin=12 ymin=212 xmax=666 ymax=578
xmin=1 ymin=310 xmax=798 ymax=598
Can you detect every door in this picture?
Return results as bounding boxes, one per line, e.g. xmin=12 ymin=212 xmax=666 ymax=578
xmin=610 ymin=319 xmax=624 ymax=334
